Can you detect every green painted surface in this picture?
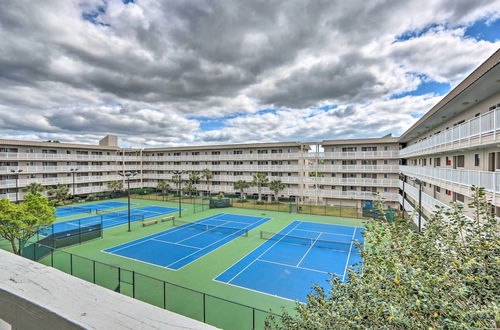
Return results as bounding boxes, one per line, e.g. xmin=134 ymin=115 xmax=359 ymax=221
xmin=8 ymin=197 xmax=367 ymax=329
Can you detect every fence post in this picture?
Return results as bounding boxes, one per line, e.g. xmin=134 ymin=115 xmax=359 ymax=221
xmin=93 ymin=260 xmax=96 ymax=284
xmin=51 ymin=248 xmax=54 ymax=267
xmin=252 ymin=308 xmax=256 ymax=330
xmin=163 ymin=281 xmax=167 ymax=309
xmin=79 ymin=219 xmax=82 ymax=245
xmin=70 ymin=253 xmax=73 ymax=275
xmin=203 ymin=293 xmax=206 ymax=323
xmin=132 ymin=271 xmax=135 ymax=298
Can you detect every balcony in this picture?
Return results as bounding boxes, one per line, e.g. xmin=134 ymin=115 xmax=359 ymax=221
xmin=400 ymin=165 xmax=500 ymax=195
xmin=305 ymin=164 xmax=399 ymax=173
xmin=0 ymin=152 xmax=125 ymax=161
xmin=0 ymin=165 xmax=138 ymax=174
xmin=0 ymin=175 xmax=123 ymax=188
xmin=400 ymin=108 xmax=500 ymax=157
xmin=142 ymin=164 xmax=301 ymax=172
xmin=316 ymin=150 xmax=400 ymax=159
xmin=303 ymin=177 xmax=399 ymax=187
xmin=301 ymin=189 xmax=400 ymax=201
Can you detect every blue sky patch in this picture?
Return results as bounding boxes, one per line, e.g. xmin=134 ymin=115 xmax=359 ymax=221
xmin=464 ymin=18 xmax=500 ymax=42
xmin=391 ymin=73 xmax=450 ymax=99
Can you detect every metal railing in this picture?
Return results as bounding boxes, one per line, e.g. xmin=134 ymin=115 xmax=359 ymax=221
xmin=400 ymin=108 xmax=499 ymax=156
xmin=400 ymin=165 xmax=500 ymax=194
xmin=20 ymin=242 xmax=280 ymax=330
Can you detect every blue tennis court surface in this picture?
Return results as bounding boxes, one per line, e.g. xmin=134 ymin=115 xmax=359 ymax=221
xmin=215 ymin=221 xmax=364 ymax=302
xmin=104 ymin=213 xmax=271 ymax=270
xmin=55 ymin=201 xmax=131 ymax=218
xmin=47 ymin=206 xmax=178 ymax=235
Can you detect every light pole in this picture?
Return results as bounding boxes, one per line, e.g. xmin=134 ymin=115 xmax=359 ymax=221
xmin=10 ymin=169 xmax=23 ymax=203
xmin=172 ymin=170 xmax=185 ymax=218
xmin=400 ymin=173 xmax=406 ymax=218
xmin=413 ymin=178 xmax=423 ymax=232
xmin=70 ymin=168 xmax=79 ymax=199
xmin=118 ymin=171 xmax=138 ymax=232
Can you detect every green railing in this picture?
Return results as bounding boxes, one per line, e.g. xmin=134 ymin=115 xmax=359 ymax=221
xmin=20 ymin=241 xmax=280 ymax=330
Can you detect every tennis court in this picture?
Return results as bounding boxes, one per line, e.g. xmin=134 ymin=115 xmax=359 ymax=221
xmin=104 ymin=213 xmax=271 ymax=270
xmin=46 ymin=206 xmax=178 ymax=235
xmin=215 ymin=220 xmax=364 ymax=302
xmin=55 ymin=201 xmax=131 ymax=218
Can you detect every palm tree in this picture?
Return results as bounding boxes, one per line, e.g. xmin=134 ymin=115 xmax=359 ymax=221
xmin=269 ymin=180 xmax=286 ymax=203
xmin=47 ymin=184 xmax=70 ymax=204
xmin=107 ymin=181 xmax=123 ymax=195
xmin=170 ymin=174 xmax=183 ymax=195
xmin=21 ymin=182 xmax=44 ymax=195
xmin=234 ymin=180 xmax=250 ymax=200
xmin=252 ymin=173 xmax=269 ymax=202
xmin=182 ymin=182 xmax=197 ymax=197
xmin=202 ymin=168 xmax=214 ymax=197
xmin=157 ymin=181 xmax=170 ymax=195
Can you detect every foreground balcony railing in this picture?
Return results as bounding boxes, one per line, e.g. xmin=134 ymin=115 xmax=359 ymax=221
xmin=0 ymin=152 xmax=128 ymax=161
xmin=400 ymin=108 xmax=500 ymax=157
xmin=400 ymin=165 xmax=500 ymax=194
xmin=0 ymin=164 xmax=138 ymax=174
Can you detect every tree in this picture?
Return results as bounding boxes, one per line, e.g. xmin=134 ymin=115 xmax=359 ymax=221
xmin=202 ymin=169 xmax=214 ymax=196
xmin=107 ymin=181 xmax=124 ymax=194
xmin=268 ymin=187 xmax=499 ymax=329
xmin=182 ymin=182 xmax=197 ymax=197
xmin=170 ymin=174 xmax=183 ymax=195
xmin=189 ymin=172 xmax=200 ymax=185
xmin=268 ymin=180 xmax=286 ymax=202
xmin=252 ymin=173 xmax=269 ymax=202
xmin=234 ymin=180 xmax=250 ymax=200
xmin=157 ymin=180 xmax=170 ymax=195
xmin=0 ymin=194 xmax=56 ymax=255
xmin=47 ymin=184 xmax=70 ymax=204
xmin=22 ymin=182 xmax=44 ymax=195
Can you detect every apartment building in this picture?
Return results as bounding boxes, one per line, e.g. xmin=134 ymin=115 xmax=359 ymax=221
xmin=141 ymin=142 xmax=309 ymax=200
xmin=399 ymin=49 xmax=500 ymax=221
xmin=310 ymin=138 xmax=401 ymax=208
xmin=0 ymin=136 xmax=142 ymax=201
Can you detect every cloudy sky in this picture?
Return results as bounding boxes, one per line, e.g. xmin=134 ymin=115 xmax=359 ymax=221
xmin=0 ymin=0 xmax=499 ymax=147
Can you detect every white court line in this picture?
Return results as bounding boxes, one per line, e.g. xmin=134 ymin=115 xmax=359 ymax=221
xmin=293 ymin=227 xmax=354 ymax=237
xmin=212 ymin=278 xmax=298 ymax=303
xmin=342 ymin=227 xmax=357 ymax=281
xmin=227 ymin=221 xmax=303 ymax=284
xmin=296 ymin=232 xmax=320 ymax=267
xmin=257 ymin=258 xmax=330 ymax=275
xmin=105 ymin=213 xmax=226 ymax=253
xmin=166 ymin=220 xmax=255 ymax=268
xmin=150 ymin=238 xmax=201 ymax=250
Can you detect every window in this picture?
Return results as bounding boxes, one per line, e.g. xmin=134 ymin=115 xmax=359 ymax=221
xmin=436 ymin=186 xmax=441 ymax=193
xmin=474 ymin=154 xmax=480 ymax=167
xmin=384 ymin=146 xmax=388 ymax=151
xmin=454 ymin=193 xmax=465 ymax=204
xmin=342 ymin=147 xmax=357 ymax=152
xmin=361 ymin=146 xmax=377 ymax=151
xmin=331 ymin=147 xmax=336 ymax=152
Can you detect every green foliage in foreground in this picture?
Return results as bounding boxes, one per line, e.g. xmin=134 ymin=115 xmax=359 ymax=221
xmin=268 ymin=187 xmax=499 ymax=329
xmin=0 ymin=194 xmax=55 ymax=255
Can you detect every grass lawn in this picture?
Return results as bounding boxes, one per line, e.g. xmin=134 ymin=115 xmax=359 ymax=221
xmin=6 ymin=197 xmax=367 ymax=329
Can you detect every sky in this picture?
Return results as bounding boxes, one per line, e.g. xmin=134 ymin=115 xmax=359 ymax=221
xmin=0 ymin=0 xmax=499 ymax=147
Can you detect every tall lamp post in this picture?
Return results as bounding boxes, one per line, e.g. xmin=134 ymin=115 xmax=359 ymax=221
xmin=400 ymin=173 xmax=406 ymax=218
xmin=413 ymin=178 xmax=423 ymax=232
xmin=172 ymin=170 xmax=185 ymax=218
xmin=118 ymin=171 xmax=138 ymax=232
xmin=10 ymin=169 xmax=23 ymax=203
xmin=70 ymin=168 xmax=79 ymax=199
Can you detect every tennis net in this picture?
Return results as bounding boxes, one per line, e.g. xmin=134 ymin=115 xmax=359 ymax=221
xmin=259 ymin=231 xmax=353 ymax=252
xmin=100 ymin=212 xmax=145 ymax=222
xmin=173 ymin=219 xmax=248 ymax=237
xmin=62 ymin=206 xmax=93 ymax=214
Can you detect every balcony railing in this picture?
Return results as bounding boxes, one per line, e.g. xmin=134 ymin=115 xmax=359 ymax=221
xmin=0 ymin=152 xmax=128 ymax=161
xmin=400 ymin=108 xmax=500 ymax=157
xmin=0 ymin=175 xmax=123 ymax=188
xmin=0 ymin=165 xmax=137 ymax=174
xmin=305 ymin=164 xmax=399 ymax=172
xmin=400 ymin=165 xmax=500 ymax=194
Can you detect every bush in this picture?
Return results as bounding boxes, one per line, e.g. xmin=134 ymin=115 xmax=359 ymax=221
xmin=268 ymin=187 xmax=499 ymax=329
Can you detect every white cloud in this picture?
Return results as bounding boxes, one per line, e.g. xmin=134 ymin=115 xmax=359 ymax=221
xmin=0 ymin=0 xmax=498 ymax=146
